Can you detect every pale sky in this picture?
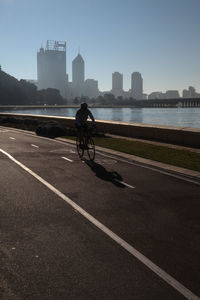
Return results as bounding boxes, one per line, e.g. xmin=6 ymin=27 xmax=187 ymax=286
xmin=0 ymin=0 xmax=200 ymax=94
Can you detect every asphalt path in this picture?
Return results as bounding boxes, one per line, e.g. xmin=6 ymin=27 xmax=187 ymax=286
xmin=0 ymin=126 xmax=200 ymax=300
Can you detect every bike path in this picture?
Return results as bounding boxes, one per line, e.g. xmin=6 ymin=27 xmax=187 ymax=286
xmin=0 ymin=127 xmax=199 ymax=299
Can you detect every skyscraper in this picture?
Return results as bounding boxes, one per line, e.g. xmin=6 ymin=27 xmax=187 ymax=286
xmin=37 ymin=40 xmax=67 ymax=97
xmin=72 ymin=53 xmax=85 ymax=97
xmin=111 ymin=72 xmax=123 ymax=97
xmin=131 ymin=72 xmax=143 ymax=99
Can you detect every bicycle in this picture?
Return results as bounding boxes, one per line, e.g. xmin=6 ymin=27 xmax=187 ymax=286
xmin=76 ymin=124 xmax=95 ymax=161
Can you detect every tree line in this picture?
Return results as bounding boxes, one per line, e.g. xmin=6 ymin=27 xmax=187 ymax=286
xmin=0 ymin=69 xmax=65 ymax=106
xmin=71 ymin=94 xmax=137 ymax=106
xmin=0 ymin=69 xmax=139 ymax=106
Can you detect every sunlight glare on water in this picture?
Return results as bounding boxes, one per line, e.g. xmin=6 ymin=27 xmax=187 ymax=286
xmin=1 ymin=107 xmax=200 ymax=128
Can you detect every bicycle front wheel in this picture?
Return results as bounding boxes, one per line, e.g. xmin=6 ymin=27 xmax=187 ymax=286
xmin=76 ymin=136 xmax=84 ymax=159
xmin=87 ymin=138 xmax=95 ymax=161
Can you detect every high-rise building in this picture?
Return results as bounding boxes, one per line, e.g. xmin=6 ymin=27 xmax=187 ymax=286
xmin=84 ymin=79 xmax=99 ymax=98
xmin=37 ymin=40 xmax=68 ymax=97
xmin=72 ymin=53 xmax=85 ymax=97
xmin=131 ymin=72 xmax=143 ymax=99
xmin=111 ymin=72 xmax=123 ymax=97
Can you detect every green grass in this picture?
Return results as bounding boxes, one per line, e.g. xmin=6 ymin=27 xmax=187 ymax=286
xmin=64 ymin=135 xmax=200 ymax=172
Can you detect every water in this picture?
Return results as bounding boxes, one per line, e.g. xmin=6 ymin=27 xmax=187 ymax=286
xmin=1 ymin=107 xmax=200 ymax=128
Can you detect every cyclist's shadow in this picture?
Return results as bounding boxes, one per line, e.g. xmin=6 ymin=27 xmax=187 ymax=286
xmin=84 ymin=159 xmax=125 ymax=188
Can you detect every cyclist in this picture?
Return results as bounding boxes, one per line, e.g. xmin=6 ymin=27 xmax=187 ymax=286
xmin=75 ymin=102 xmax=95 ymax=149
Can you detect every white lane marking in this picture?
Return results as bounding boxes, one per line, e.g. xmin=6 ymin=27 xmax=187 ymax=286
xmin=113 ymin=179 xmax=135 ymax=189
xmin=96 ymin=151 xmax=200 ymax=186
xmin=31 ymin=144 xmax=39 ymax=148
xmin=0 ymin=148 xmax=199 ymax=300
xmin=4 ymin=127 xmax=200 ymax=186
xmin=62 ymin=156 xmax=73 ymax=162
xmin=70 ymin=150 xmax=76 ymax=154
xmin=0 ymin=129 xmax=10 ymax=133
xmin=9 ymin=137 xmax=16 ymax=140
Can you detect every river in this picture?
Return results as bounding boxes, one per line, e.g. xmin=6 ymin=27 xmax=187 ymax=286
xmin=1 ymin=107 xmax=200 ymax=128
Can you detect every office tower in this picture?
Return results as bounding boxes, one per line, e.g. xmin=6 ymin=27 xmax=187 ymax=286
xmin=112 ymin=72 xmax=123 ymax=97
xmin=37 ymin=40 xmax=67 ymax=97
xmin=131 ymin=72 xmax=143 ymax=99
xmin=72 ymin=53 xmax=85 ymax=97
xmin=84 ymin=79 xmax=99 ymax=98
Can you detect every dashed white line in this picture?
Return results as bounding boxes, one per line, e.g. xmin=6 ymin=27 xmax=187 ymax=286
xmin=0 ymin=148 xmax=199 ymax=300
xmin=113 ymin=179 xmax=135 ymax=189
xmin=3 ymin=128 xmax=200 ymax=185
xmin=31 ymin=144 xmax=39 ymax=148
xmin=9 ymin=137 xmax=16 ymax=140
xmin=96 ymin=151 xmax=200 ymax=186
xmin=62 ymin=156 xmax=73 ymax=162
xmin=70 ymin=150 xmax=76 ymax=154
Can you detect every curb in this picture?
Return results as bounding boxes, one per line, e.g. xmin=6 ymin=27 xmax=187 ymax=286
xmin=57 ymin=137 xmax=200 ymax=180
xmin=1 ymin=126 xmax=199 ymax=180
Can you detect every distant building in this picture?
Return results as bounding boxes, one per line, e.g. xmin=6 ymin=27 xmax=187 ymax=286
xmin=165 ymin=90 xmax=180 ymax=99
xmin=131 ymin=72 xmax=143 ymax=99
xmin=84 ymin=79 xmax=99 ymax=98
xmin=142 ymin=93 xmax=148 ymax=100
xmin=183 ymin=86 xmax=200 ymax=98
xmin=37 ymin=40 xmax=68 ymax=98
xmin=67 ymin=82 xmax=74 ymax=99
xmin=148 ymin=90 xmax=179 ymax=99
xmin=72 ymin=53 xmax=85 ymax=98
xmin=148 ymin=92 xmax=164 ymax=99
xmin=182 ymin=89 xmax=190 ymax=98
xmin=111 ymin=72 xmax=123 ymax=97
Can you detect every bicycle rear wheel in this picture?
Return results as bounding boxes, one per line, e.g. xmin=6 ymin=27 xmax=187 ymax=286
xmin=87 ymin=138 xmax=95 ymax=161
xmin=76 ymin=136 xmax=84 ymax=159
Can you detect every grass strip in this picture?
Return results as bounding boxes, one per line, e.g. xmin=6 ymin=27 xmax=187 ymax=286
xmin=64 ymin=135 xmax=200 ymax=172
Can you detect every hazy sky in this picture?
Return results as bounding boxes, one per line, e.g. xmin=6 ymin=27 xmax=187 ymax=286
xmin=0 ymin=0 xmax=200 ymax=94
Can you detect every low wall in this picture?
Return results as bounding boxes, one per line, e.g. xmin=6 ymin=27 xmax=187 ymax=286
xmin=0 ymin=113 xmax=200 ymax=148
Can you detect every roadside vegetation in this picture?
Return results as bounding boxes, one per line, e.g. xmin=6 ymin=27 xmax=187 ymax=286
xmin=64 ymin=135 xmax=200 ymax=172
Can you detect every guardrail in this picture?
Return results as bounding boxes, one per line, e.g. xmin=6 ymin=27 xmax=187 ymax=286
xmin=0 ymin=113 xmax=200 ymax=148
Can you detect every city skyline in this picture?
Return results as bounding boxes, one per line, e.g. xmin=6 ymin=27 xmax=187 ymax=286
xmin=0 ymin=0 xmax=200 ymax=94
xmin=36 ymin=42 xmax=199 ymax=99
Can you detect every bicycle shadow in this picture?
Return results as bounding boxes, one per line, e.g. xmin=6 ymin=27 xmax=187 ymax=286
xmin=84 ymin=159 xmax=125 ymax=188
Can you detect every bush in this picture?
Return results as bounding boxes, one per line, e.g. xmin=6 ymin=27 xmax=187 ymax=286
xmin=36 ymin=121 xmax=66 ymax=138
xmin=24 ymin=118 xmax=39 ymax=126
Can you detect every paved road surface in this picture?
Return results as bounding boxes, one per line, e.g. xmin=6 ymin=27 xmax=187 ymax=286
xmin=0 ymin=126 xmax=200 ymax=300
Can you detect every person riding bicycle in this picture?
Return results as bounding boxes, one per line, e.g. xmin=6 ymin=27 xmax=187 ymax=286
xmin=75 ymin=102 xmax=95 ymax=149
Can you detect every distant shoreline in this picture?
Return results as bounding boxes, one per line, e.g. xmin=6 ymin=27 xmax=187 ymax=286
xmin=0 ymin=105 xmax=138 ymax=109
xmin=1 ymin=104 xmax=199 ymax=110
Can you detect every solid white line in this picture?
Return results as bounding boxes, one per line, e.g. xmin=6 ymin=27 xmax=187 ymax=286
xmin=9 ymin=137 xmax=16 ymax=140
xmin=31 ymin=144 xmax=39 ymax=148
xmin=113 ymin=179 xmax=135 ymax=189
xmin=0 ymin=129 xmax=10 ymax=133
xmin=62 ymin=156 xmax=73 ymax=162
xmin=0 ymin=148 xmax=199 ymax=300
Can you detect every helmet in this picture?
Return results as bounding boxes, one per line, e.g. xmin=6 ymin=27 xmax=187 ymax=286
xmin=80 ymin=102 xmax=88 ymax=109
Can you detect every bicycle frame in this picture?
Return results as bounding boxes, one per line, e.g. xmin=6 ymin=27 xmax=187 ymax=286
xmin=76 ymin=125 xmax=95 ymax=161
